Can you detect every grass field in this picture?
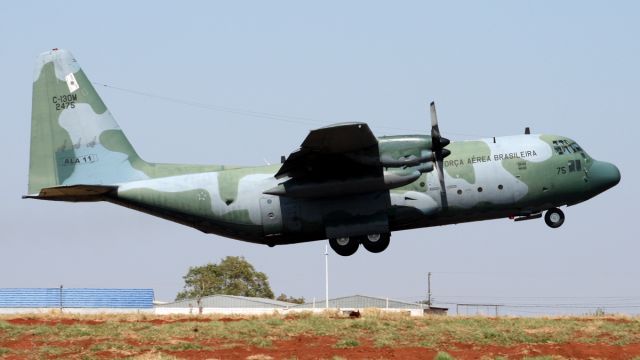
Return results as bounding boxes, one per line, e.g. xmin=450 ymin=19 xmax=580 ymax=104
xmin=1 ymin=312 xmax=639 ymax=359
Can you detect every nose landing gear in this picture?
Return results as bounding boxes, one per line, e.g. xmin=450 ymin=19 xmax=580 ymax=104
xmin=545 ymin=208 xmax=565 ymax=228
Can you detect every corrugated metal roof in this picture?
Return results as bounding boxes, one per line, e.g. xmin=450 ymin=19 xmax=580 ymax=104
xmin=0 ymin=288 xmax=60 ymax=308
xmin=294 ymin=295 xmax=424 ymax=309
xmin=157 ymin=294 xmax=294 ymax=308
xmin=0 ymin=288 xmax=154 ymax=309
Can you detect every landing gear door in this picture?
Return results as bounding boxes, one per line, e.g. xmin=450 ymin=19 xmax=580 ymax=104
xmin=260 ymin=196 xmax=283 ymax=235
xmin=325 ymin=212 xmax=389 ymax=239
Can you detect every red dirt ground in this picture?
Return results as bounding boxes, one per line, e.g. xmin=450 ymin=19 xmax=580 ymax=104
xmin=1 ymin=317 xmax=639 ymax=359
xmin=161 ymin=335 xmax=640 ymax=360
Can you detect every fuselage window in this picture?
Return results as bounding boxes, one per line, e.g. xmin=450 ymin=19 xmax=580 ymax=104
xmin=567 ymin=159 xmax=582 ymax=173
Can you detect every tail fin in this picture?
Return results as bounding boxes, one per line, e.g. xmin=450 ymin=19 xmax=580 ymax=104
xmin=28 ymin=49 xmax=148 ymax=195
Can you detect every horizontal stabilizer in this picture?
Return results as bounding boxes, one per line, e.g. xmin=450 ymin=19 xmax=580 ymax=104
xmin=23 ymin=185 xmax=117 ymax=202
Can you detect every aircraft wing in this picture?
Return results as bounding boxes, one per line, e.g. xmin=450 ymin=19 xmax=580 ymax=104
xmin=268 ymin=122 xmax=431 ymax=199
xmin=274 ymin=122 xmax=381 ymax=181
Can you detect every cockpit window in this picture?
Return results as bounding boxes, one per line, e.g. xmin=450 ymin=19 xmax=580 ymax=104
xmin=552 ymin=139 xmax=589 ymax=160
xmin=552 ymin=139 xmax=581 ymax=155
xmin=570 ymin=143 xmax=583 ymax=152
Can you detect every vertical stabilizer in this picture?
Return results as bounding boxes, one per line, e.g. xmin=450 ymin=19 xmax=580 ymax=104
xmin=28 ymin=49 xmax=148 ymax=194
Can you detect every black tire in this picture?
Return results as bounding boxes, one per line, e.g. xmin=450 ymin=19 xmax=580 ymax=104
xmin=329 ymin=237 xmax=359 ymax=256
xmin=360 ymin=233 xmax=391 ymax=253
xmin=544 ymin=208 xmax=565 ymax=228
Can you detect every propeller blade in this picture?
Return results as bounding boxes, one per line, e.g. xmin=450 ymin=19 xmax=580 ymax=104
xmin=430 ymin=101 xmax=440 ymax=140
xmin=430 ymin=101 xmax=450 ymax=150
xmin=436 ymin=157 xmax=448 ymax=209
xmin=429 ymin=101 xmax=449 ymax=210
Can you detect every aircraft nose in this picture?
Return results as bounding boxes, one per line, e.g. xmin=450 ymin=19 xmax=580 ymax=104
xmin=589 ymin=160 xmax=621 ymax=193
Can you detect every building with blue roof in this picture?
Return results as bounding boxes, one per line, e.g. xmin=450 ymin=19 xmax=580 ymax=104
xmin=0 ymin=288 xmax=154 ymax=314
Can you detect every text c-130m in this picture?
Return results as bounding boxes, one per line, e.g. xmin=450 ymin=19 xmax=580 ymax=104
xmin=25 ymin=49 xmax=621 ymax=256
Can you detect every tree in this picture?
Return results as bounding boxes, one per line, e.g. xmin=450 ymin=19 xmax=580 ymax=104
xmin=276 ymin=293 xmax=306 ymax=304
xmin=176 ymin=256 xmax=274 ymax=300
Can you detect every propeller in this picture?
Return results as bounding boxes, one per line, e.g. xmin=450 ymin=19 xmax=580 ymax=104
xmin=430 ymin=101 xmax=451 ymax=210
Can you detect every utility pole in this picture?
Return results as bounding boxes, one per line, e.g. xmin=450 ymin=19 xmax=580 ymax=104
xmin=59 ymin=285 xmax=63 ymax=312
xmin=427 ymin=272 xmax=432 ymax=308
xmin=325 ymin=244 xmax=329 ymax=309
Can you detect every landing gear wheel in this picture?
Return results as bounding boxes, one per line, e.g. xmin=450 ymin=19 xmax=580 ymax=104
xmin=545 ymin=208 xmax=565 ymax=228
xmin=360 ymin=233 xmax=391 ymax=253
xmin=329 ymin=237 xmax=359 ymax=256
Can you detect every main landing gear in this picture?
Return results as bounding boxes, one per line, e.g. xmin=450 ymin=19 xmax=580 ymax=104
xmin=544 ymin=207 xmax=565 ymax=228
xmin=329 ymin=233 xmax=391 ymax=256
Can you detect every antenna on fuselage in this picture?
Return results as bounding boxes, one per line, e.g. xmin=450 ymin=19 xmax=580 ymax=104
xmin=430 ymin=101 xmax=451 ymax=210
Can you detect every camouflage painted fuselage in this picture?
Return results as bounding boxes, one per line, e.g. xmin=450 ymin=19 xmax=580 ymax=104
xmin=27 ymin=49 xmax=621 ymax=248
xmin=111 ymin=134 xmax=614 ymax=245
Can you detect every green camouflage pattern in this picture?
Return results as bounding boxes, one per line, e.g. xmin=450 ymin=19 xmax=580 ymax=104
xmin=27 ymin=49 xmax=621 ymax=250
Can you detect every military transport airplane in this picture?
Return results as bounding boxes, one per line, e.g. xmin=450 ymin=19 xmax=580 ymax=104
xmin=25 ymin=49 xmax=621 ymax=256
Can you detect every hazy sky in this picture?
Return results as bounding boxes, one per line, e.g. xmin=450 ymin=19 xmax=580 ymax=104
xmin=1 ymin=1 xmax=638 ymax=315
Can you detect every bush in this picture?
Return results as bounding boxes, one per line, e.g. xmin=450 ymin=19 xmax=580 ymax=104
xmin=434 ymin=352 xmax=455 ymax=360
xmin=333 ymin=338 xmax=360 ymax=348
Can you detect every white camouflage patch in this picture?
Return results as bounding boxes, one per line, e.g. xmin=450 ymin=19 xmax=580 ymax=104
xmin=65 ymin=73 xmax=80 ymax=93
